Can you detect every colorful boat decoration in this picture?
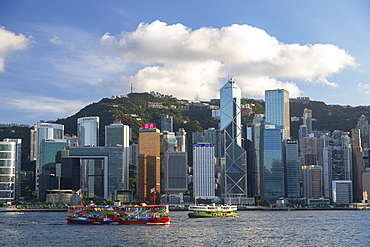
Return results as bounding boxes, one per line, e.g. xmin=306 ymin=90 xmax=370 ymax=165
xmin=66 ymin=204 xmax=170 ymax=225
xmin=188 ymin=203 xmax=238 ymax=218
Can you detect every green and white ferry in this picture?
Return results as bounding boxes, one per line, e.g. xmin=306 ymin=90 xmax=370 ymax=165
xmin=188 ymin=203 xmax=238 ymax=218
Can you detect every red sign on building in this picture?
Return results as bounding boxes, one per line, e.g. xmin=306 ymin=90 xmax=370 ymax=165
xmin=142 ymin=123 xmax=156 ymax=129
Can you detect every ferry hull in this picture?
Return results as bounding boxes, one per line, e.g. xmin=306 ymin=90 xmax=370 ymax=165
xmin=188 ymin=212 xmax=237 ymax=218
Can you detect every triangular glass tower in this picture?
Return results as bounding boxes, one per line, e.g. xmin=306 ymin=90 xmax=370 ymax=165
xmin=220 ymin=77 xmax=247 ymax=200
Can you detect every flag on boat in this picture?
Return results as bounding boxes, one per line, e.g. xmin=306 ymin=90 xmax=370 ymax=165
xmin=150 ymin=188 xmax=156 ymax=193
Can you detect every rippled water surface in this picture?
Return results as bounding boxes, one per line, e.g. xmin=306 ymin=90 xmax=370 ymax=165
xmin=0 ymin=210 xmax=369 ymax=246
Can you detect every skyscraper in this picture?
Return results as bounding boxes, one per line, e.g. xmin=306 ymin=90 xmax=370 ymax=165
xmin=0 ymin=140 xmax=21 ymax=202
xmin=161 ymin=115 xmax=173 ymax=132
xmin=265 ymin=89 xmax=290 ymax=140
xmin=138 ymin=125 xmax=161 ymax=202
xmin=284 ymin=139 xmax=299 ymax=200
xmin=303 ymin=108 xmax=313 ymax=133
xmin=193 ymin=143 xmax=215 ymax=199
xmin=262 ymin=122 xmax=284 ymax=203
xmin=105 ymin=120 xmax=130 ymax=147
xmin=322 ymin=130 xmax=352 ymax=199
xmin=165 ymin=151 xmax=188 ymax=194
xmin=35 ymin=122 xmax=64 ymax=194
xmin=77 ymin=116 xmax=99 ymax=147
xmin=220 ymin=77 xmax=247 ymax=204
xmin=105 ymin=120 xmax=131 ymax=190
xmin=351 ymin=129 xmax=363 ymax=202
xmin=302 ymin=165 xmax=322 ymax=199
xmin=175 ymin=128 xmax=187 ymax=152
xmin=356 ymin=114 xmax=369 ymax=149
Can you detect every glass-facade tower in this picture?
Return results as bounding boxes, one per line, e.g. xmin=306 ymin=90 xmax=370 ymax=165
xmin=77 ymin=116 xmax=99 ymax=147
xmin=220 ymin=77 xmax=247 ymax=200
xmin=265 ymin=89 xmax=290 ymax=140
xmin=262 ymin=122 xmax=284 ymax=203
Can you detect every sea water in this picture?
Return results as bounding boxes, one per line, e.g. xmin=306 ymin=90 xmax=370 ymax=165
xmin=0 ymin=210 xmax=369 ymax=246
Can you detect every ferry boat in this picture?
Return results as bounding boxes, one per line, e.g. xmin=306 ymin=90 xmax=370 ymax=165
xmin=188 ymin=203 xmax=238 ymax=218
xmin=66 ymin=204 xmax=170 ymax=225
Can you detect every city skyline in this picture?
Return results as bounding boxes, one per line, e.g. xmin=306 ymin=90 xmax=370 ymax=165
xmin=1 ymin=1 xmax=369 ymax=125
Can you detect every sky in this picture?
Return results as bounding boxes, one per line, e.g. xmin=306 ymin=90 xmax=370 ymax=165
xmin=1 ymin=0 xmax=370 ymax=125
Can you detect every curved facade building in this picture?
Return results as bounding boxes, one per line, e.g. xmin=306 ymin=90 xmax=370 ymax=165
xmin=78 ymin=116 xmax=99 ymax=147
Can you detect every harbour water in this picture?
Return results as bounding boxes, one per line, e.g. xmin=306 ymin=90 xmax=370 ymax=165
xmin=0 ymin=210 xmax=369 ymax=246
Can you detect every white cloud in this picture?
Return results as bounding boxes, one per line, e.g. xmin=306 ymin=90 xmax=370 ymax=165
xmin=0 ymin=92 xmax=89 ymax=122
xmin=100 ymin=21 xmax=357 ymax=99
xmin=0 ymin=26 xmax=30 ymax=72
xmin=357 ymin=82 xmax=370 ymax=94
xmin=50 ymin=35 xmax=63 ymax=46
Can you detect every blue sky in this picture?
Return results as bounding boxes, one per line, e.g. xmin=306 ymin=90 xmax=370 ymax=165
xmin=1 ymin=1 xmax=370 ymax=125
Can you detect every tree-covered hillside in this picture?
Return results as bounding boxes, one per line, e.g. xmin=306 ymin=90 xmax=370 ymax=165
xmin=2 ymin=92 xmax=370 ymax=172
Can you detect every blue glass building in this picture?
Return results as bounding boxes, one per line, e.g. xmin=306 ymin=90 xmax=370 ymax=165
xmin=262 ymin=122 xmax=284 ymax=204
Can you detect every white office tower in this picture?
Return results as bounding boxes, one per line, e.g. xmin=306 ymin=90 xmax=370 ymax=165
xmin=193 ymin=144 xmax=215 ymax=199
xmin=35 ymin=122 xmax=64 ymax=193
xmin=78 ymin=116 xmax=99 ymax=147
xmin=0 ymin=140 xmax=21 ymax=202
xmin=265 ymin=89 xmax=290 ymax=140
xmin=220 ymin=77 xmax=247 ymax=204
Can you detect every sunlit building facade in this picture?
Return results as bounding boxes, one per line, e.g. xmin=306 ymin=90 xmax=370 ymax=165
xmin=77 ymin=116 xmax=99 ymax=147
xmin=262 ymin=122 xmax=284 ymax=203
xmin=193 ymin=143 xmax=215 ymax=199
xmin=220 ymin=77 xmax=247 ymax=203
xmin=265 ymin=89 xmax=290 ymax=140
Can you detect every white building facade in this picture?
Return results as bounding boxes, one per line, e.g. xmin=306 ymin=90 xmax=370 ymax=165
xmin=193 ymin=143 xmax=215 ymax=199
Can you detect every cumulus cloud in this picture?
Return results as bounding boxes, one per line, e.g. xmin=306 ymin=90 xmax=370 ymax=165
xmin=100 ymin=20 xmax=357 ymax=100
xmin=0 ymin=26 xmax=30 ymax=72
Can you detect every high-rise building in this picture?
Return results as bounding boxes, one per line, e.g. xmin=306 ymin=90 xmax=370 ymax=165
xmin=138 ymin=126 xmax=161 ymax=202
xmin=193 ymin=143 xmax=215 ymax=199
xmin=302 ymin=165 xmax=322 ymax=199
xmin=105 ymin=121 xmax=131 ymax=189
xmin=161 ymin=115 xmax=173 ymax=132
xmin=262 ymin=122 xmax=284 ymax=203
xmin=0 ymin=140 xmax=21 ymax=202
xmin=35 ymin=122 xmax=64 ymax=194
xmin=284 ymin=139 xmax=300 ymax=200
xmin=175 ymin=128 xmax=187 ymax=152
xmin=64 ymin=146 xmax=126 ymax=201
xmin=160 ymin=131 xmax=177 ymax=192
xmin=265 ymin=89 xmax=290 ymax=140
xmin=30 ymin=124 xmax=37 ymax=161
xmin=165 ymin=151 xmax=188 ymax=195
xmin=204 ymin=128 xmax=222 ymax=158
xmin=356 ymin=114 xmax=369 ymax=149
xmin=300 ymin=137 xmax=318 ymax=166
xmin=322 ymin=130 xmax=352 ymax=199
xmin=332 ymin=180 xmax=352 ymax=204
xmin=105 ymin=120 xmax=130 ymax=147
xmin=77 ymin=116 xmax=99 ymax=147
xmin=303 ymin=108 xmax=313 ymax=133
xmin=351 ymin=129 xmax=363 ymax=202
xmin=220 ymin=77 xmax=247 ymax=204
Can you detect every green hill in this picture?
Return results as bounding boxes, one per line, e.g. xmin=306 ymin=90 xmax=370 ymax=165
xmin=2 ymin=92 xmax=370 ymax=172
